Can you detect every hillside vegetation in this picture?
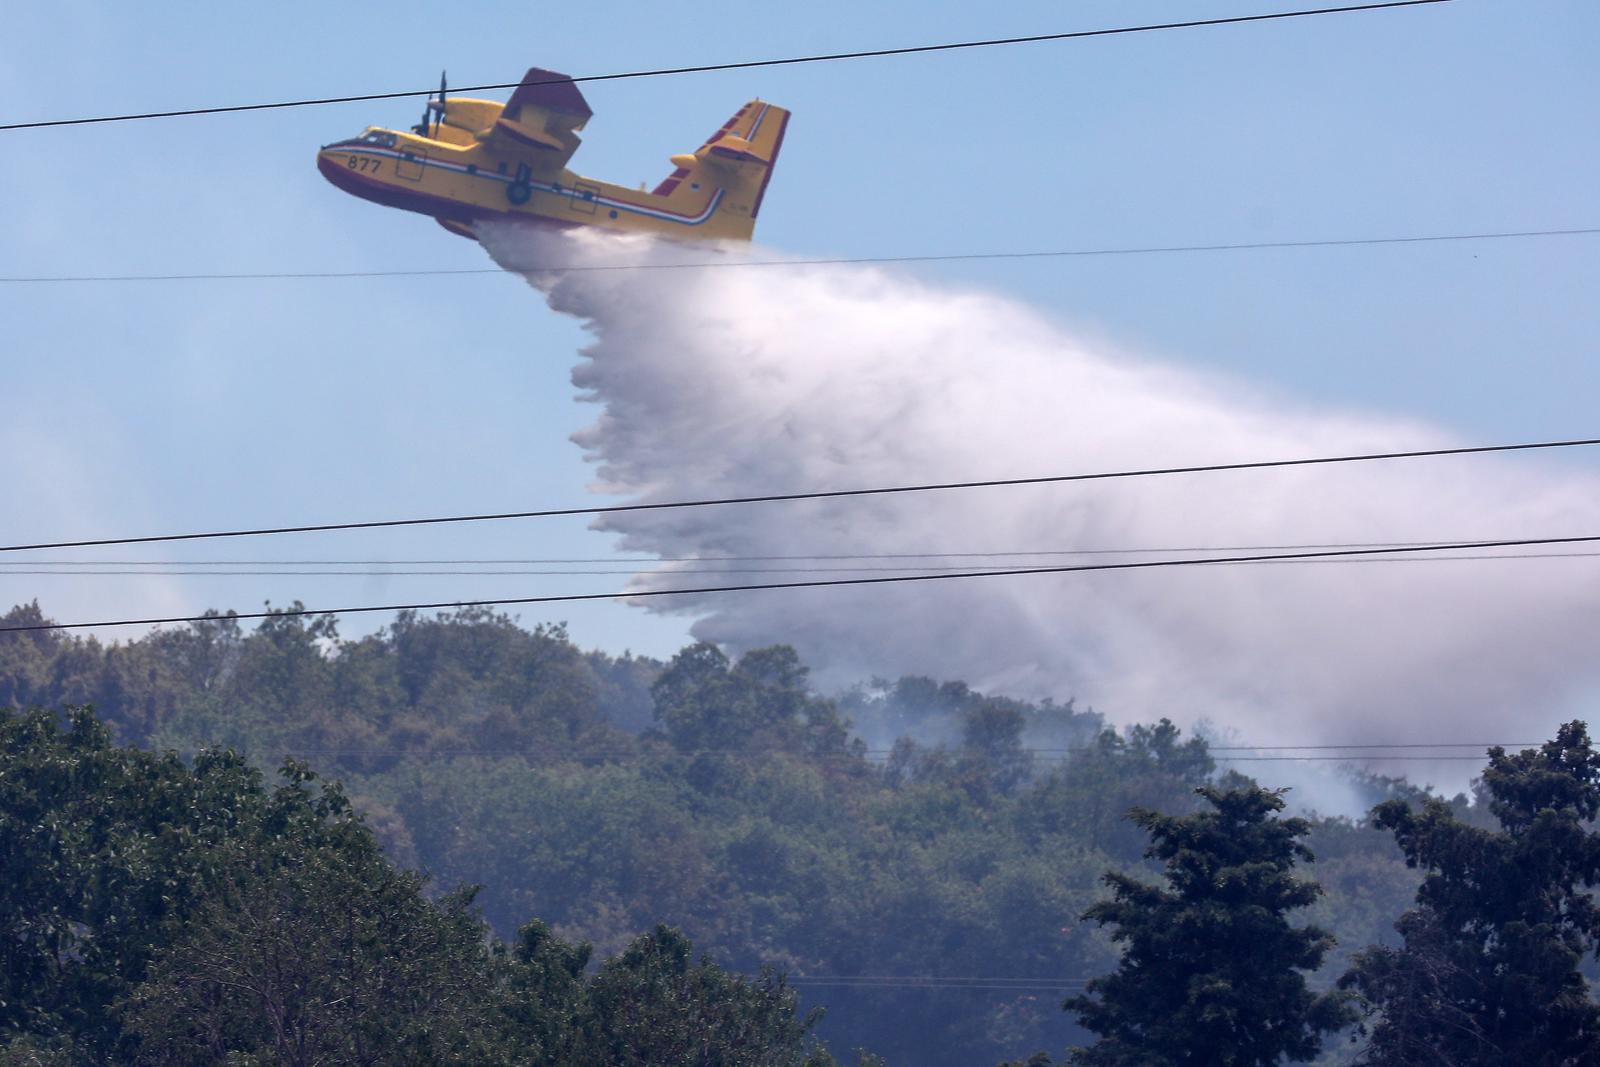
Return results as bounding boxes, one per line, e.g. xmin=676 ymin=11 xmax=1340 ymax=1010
xmin=1 ymin=602 xmax=1435 ymax=1065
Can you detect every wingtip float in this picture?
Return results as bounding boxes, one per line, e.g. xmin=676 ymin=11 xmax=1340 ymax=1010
xmin=317 ymin=67 xmax=789 ymax=242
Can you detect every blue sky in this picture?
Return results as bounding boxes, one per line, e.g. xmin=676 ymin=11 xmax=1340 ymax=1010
xmin=1 ymin=0 xmax=1596 ymax=658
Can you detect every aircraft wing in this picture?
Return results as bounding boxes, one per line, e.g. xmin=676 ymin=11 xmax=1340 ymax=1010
xmin=484 ymin=67 xmax=593 ymax=173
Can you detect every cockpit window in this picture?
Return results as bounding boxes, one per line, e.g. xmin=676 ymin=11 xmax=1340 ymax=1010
xmin=361 ymin=131 xmax=398 ymax=147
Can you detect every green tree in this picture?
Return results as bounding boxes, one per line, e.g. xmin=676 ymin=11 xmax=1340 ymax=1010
xmin=497 ymin=919 xmax=592 ymax=1063
xmin=1341 ymin=721 xmax=1600 ymax=1066
xmin=574 ymin=924 xmax=832 ymax=1066
xmin=0 ymin=707 xmax=267 ymax=1056
xmin=122 ymin=772 xmax=499 ymax=1066
xmin=958 ymin=697 xmax=1033 ymax=798
xmin=0 ymin=604 xmax=75 ymax=713
xmin=1065 ymin=785 xmax=1352 ymax=1067
xmin=1017 ymin=720 xmax=1215 ymax=862
xmin=0 ymin=707 xmax=505 ymax=1063
xmin=651 ymin=643 xmax=850 ymax=759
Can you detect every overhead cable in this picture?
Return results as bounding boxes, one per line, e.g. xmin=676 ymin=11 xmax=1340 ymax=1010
xmin=4 ymin=550 xmax=1600 ymax=576
xmin=183 ymin=742 xmax=1547 ymax=756
xmin=4 ymin=435 xmax=1597 ymax=555
xmin=781 ymin=977 xmax=1090 ymax=990
xmin=7 ymin=226 xmax=1595 ymax=284
xmin=159 ymin=741 xmax=1541 ymax=767
xmin=4 ymin=532 xmax=1599 ymax=633
xmin=0 ymin=538 xmax=1578 ymax=565
xmin=1 ymin=2 xmax=1454 ymax=133
xmin=220 ymin=751 xmax=1527 ymax=764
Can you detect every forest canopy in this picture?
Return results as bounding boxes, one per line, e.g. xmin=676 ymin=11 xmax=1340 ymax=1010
xmin=0 ymin=602 xmax=1492 ymax=1065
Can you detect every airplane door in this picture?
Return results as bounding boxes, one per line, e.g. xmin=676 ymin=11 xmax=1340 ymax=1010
xmin=570 ymin=181 xmax=601 ymax=215
xmin=396 ymin=147 xmax=428 ymax=181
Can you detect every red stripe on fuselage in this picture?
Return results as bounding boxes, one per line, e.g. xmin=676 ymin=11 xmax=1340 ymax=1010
xmin=318 ymin=154 xmax=719 ymax=230
xmin=319 ymin=155 xmax=500 ymax=225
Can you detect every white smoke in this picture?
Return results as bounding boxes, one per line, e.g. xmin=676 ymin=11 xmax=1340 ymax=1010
xmin=479 ymin=224 xmax=1600 ymax=766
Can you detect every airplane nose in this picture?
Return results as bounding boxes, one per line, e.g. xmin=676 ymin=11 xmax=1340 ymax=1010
xmin=317 ymin=145 xmax=396 ymax=205
xmin=317 ymin=150 xmax=357 ymax=192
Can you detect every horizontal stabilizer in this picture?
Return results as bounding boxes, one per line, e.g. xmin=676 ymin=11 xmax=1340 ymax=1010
xmin=707 ymin=136 xmax=768 ymax=165
xmin=698 ymin=101 xmax=785 ymax=165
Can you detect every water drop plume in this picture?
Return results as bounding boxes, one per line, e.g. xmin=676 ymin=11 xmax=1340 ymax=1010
xmin=477 ymin=223 xmax=1600 ymax=756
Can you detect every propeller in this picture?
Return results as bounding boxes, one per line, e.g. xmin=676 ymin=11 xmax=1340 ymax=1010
xmin=431 ymin=70 xmax=447 ymax=137
xmin=416 ymin=70 xmax=447 ymax=137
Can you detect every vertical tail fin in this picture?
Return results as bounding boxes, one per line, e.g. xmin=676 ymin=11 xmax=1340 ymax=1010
xmin=652 ymin=100 xmax=790 ymax=239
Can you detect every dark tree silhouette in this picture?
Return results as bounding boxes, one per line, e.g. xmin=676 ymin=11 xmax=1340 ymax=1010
xmin=1065 ymin=785 xmax=1352 ymax=1067
xmin=1342 ymin=721 xmax=1600 ymax=1066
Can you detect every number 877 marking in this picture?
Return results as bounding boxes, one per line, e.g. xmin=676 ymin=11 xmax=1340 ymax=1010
xmin=346 ymin=155 xmax=382 ymax=174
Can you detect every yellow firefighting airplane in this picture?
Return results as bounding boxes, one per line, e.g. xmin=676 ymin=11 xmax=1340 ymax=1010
xmin=317 ymin=69 xmax=789 ymax=241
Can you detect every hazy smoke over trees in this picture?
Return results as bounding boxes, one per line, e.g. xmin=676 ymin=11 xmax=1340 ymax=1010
xmin=480 ymin=225 xmax=1600 ymax=756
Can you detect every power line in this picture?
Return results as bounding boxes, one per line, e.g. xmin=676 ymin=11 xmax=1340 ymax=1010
xmin=0 ymin=539 xmax=1538 ymax=563
xmin=1 ymin=2 xmax=1454 ymax=133
xmin=235 ymin=751 xmax=1519 ymax=764
xmin=1103 ymin=742 xmax=1527 ymax=752
xmin=787 ymin=979 xmax=1088 ymax=985
xmin=203 ymin=744 xmax=1537 ymax=758
xmin=4 ymin=550 xmax=1599 ymax=576
xmin=1211 ymin=754 xmax=1495 ymax=762
xmin=783 ymin=977 xmax=1090 ymax=990
xmin=748 ymin=976 xmax=1091 ymax=994
xmin=167 ymin=737 xmax=1539 ymax=765
xmin=5 ymin=435 xmax=1597 ymax=555
xmin=9 ymin=550 xmax=1600 ymax=575
xmin=781 ymin=984 xmax=1079 ymax=991
xmin=5 ymin=533 xmax=1598 ymax=634
xmin=8 ymin=226 xmax=1595 ymax=284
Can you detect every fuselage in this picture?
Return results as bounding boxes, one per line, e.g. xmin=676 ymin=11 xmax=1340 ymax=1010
xmin=316 ymin=105 xmax=779 ymax=242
